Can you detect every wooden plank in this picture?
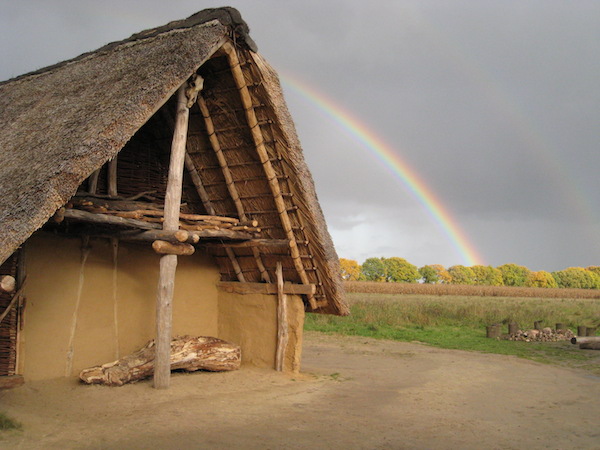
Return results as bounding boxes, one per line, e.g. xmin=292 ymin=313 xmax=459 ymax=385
xmin=217 ymin=281 xmax=316 ymax=296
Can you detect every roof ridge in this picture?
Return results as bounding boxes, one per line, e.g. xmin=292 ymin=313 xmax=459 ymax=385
xmin=0 ymin=7 xmax=256 ymax=86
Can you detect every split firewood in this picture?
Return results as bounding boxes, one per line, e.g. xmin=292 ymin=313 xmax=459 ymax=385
xmin=79 ymin=336 xmax=241 ymax=386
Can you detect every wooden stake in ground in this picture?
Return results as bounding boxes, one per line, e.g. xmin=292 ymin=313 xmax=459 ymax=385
xmin=154 ymin=77 xmax=200 ymax=389
xmin=275 ymin=262 xmax=289 ymax=371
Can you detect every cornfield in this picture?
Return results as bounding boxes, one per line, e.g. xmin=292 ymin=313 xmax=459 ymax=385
xmin=344 ymin=281 xmax=600 ymax=299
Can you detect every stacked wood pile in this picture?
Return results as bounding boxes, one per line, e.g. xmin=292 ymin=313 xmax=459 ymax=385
xmin=506 ymin=327 xmax=575 ymax=342
xmin=65 ymin=195 xmax=262 ymax=235
xmin=79 ymin=335 xmax=241 ymax=386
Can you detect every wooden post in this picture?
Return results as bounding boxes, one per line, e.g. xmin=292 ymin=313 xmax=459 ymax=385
xmin=577 ymin=326 xmax=587 ymax=337
xmin=275 ymin=262 xmax=289 ymax=372
xmin=108 ymin=157 xmax=118 ymax=198
xmin=154 ymin=82 xmax=192 ymax=390
xmin=508 ymin=322 xmax=519 ymax=335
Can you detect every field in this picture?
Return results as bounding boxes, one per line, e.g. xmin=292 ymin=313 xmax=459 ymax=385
xmin=344 ymin=280 xmax=600 ymax=298
xmin=306 ymin=288 xmax=600 ymax=374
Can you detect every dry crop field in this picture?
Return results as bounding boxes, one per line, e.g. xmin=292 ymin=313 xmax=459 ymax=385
xmin=344 ymin=281 xmax=600 ymax=299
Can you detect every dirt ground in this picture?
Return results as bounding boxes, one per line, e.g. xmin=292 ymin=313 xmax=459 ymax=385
xmin=1 ymin=332 xmax=599 ymax=449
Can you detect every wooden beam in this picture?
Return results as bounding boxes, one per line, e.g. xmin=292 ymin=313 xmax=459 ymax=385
xmin=197 ymin=96 xmax=246 ymax=221
xmin=225 ymin=247 xmax=246 ymax=282
xmin=217 ymin=281 xmax=316 ymax=296
xmin=275 ymin=262 xmax=289 ymax=372
xmin=0 ymin=275 xmax=15 ymax=293
xmin=154 ymin=82 xmax=191 ymax=390
xmin=197 ymin=94 xmax=271 ymax=283
xmin=184 ymin=153 xmax=216 ymax=215
xmin=63 ymin=209 xmax=161 ymax=230
xmin=222 ymin=42 xmax=317 ymax=309
xmin=152 ymin=240 xmax=195 ymax=256
xmin=206 ymin=239 xmax=289 ymax=249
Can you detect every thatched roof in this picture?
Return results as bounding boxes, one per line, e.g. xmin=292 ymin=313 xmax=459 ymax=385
xmin=0 ymin=8 xmax=347 ymax=315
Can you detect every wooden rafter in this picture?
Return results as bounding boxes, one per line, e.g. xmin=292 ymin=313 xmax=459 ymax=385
xmin=222 ymin=42 xmax=316 ymax=308
xmin=197 ymin=94 xmax=270 ymax=283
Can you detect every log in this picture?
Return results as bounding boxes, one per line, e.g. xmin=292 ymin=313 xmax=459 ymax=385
xmin=79 ymin=335 xmax=241 ymax=386
xmin=71 ymin=196 xmax=164 ymax=212
xmin=155 ymin=82 xmax=190 ymax=390
xmin=508 ymin=322 xmax=519 ymax=335
xmin=571 ymin=336 xmax=600 ymax=344
xmin=217 ymin=281 xmax=316 ymax=296
xmin=577 ymin=326 xmax=587 ymax=337
xmin=0 ymin=275 xmax=16 ymax=293
xmin=152 ymin=240 xmax=195 ymax=256
xmin=63 ymin=209 xmax=160 ymax=230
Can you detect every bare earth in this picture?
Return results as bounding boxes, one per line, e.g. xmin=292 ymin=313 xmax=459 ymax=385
xmin=1 ymin=332 xmax=599 ymax=449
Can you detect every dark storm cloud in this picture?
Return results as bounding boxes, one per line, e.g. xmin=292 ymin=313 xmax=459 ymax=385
xmin=0 ymin=0 xmax=597 ymax=270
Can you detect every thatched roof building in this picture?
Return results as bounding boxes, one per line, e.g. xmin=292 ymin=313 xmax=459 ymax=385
xmin=0 ymin=8 xmax=347 ymax=318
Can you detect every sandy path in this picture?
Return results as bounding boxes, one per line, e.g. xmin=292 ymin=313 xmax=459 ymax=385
xmin=1 ymin=332 xmax=599 ymax=449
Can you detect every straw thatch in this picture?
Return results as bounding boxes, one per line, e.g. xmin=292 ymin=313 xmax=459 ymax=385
xmin=0 ymin=8 xmax=347 ymax=315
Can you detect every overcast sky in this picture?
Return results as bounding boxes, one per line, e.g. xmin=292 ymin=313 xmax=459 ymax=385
xmin=1 ymin=1 xmax=598 ymax=271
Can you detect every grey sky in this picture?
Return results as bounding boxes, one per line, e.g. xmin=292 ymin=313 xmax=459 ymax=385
xmin=1 ymin=0 xmax=598 ymax=271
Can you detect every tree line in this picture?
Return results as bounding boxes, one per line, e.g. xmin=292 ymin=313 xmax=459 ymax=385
xmin=339 ymin=257 xmax=600 ymax=289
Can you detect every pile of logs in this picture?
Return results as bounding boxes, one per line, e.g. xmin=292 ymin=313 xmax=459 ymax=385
xmin=79 ymin=335 xmax=241 ymax=386
xmin=506 ymin=327 xmax=575 ymax=342
xmin=64 ymin=195 xmax=262 ymax=234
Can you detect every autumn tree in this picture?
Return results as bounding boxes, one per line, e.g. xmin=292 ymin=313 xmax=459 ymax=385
xmin=361 ymin=257 xmax=386 ymax=282
xmin=339 ymin=258 xmax=361 ymax=281
xmin=419 ymin=264 xmax=451 ymax=284
xmin=552 ymin=267 xmax=600 ymax=289
xmin=384 ymin=257 xmax=420 ymax=283
xmin=497 ymin=263 xmax=530 ymax=287
xmin=470 ymin=265 xmax=503 ymax=286
xmin=447 ymin=265 xmax=476 ymax=285
xmin=525 ymin=271 xmax=558 ymax=288
xmin=586 ymin=266 xmax=600 ymax=277
xmin=419 ymin=265 xmax=439 ymax=284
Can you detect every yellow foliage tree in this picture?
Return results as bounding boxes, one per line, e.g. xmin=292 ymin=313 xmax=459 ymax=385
xmin=525 ymin=271 xmax=558 ymax=288
xmin=429 ymin=264 xmax=452 ymax=284
xmin=339 ymin=258 xmax=361 ymax=281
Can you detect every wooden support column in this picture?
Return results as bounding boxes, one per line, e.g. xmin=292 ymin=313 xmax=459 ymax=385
xmin=223 ymin=42 xmax=316 ymax=308
xmin=154 ymin=80 xmax=194 ymax=390
xmin=275 ymin=262 xmax=288 ymax=371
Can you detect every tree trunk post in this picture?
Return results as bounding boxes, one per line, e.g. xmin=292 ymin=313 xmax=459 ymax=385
xmin=154 ymin=82 xmax=193 ymax=389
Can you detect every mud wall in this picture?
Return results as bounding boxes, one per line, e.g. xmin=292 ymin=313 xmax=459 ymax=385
xmin=217 ymin=290 xmax=305 ymax=372
xmin=20 ymin=233 xmax=220 ymax=380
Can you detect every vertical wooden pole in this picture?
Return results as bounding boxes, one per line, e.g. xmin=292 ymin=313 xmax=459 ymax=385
xmin=108 ymin=158 xmax=118 ymax=198
xmin=154 ymin=83 xmax=191 ymax=389
xmin=275 ymin=262 xmax=288 ymax=372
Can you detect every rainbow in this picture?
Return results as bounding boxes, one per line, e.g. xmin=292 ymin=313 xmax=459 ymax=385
xmin=281 ymin=74 xmax=484 ymax=266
